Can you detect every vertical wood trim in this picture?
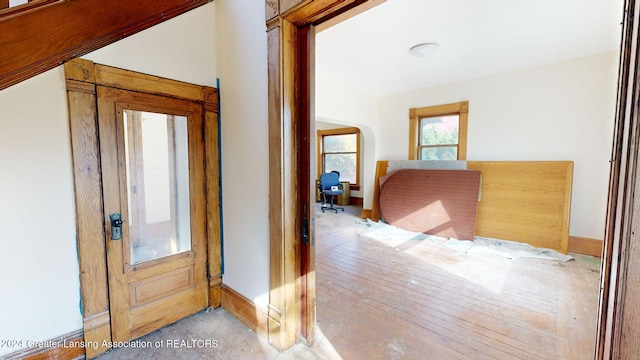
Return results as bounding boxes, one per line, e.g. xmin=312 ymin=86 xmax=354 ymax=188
xmin=408 ymin=114 xmax=419 ymax=160
xmin=65 ymin=59 xmax=112 ymax=358
xmin=355 ymin=128 xmax=361 ymax=195
xmin=370 ymin=160 xmax=389 ymax=221
xmin=265 ymin=0 xmax=397 ymax=351
xmin=267 ymin=14 xmax=306 ymax=349
xmin=204 ymin=87 xmax=222 ymax=308
xmin=597 ymin=0 xmax=638 ymax=358
xmin=316 ymin=131 xmax=323 ymax=178
xmin=560 ymin=161 xmax=573 ymax=254
xmin=97 ymin=86 xmax=130 ymax=342
xmin=298 ymin=24 xmax=316 ymax=343
xmin=458 ymin=101 xmax=469 ymax=160
xmin=267 ymin=18 xmax=288 ymax=350
xmin=597 ymin=0 xmax=640 ymax=357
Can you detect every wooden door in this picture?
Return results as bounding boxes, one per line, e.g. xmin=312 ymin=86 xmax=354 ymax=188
xmin=97 ymin=86 xmax=208 ymax=342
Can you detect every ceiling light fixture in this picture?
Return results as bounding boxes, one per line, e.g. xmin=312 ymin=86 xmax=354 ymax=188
xmin=409 ymin=42 xmax=440 ymax=58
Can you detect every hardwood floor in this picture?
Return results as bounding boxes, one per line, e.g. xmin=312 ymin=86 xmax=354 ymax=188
xmin=314 ymin=205 xmax=601 ymax=360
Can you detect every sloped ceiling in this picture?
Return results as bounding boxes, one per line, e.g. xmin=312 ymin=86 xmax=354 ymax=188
xmin=316 ymin=0 xmax=624 ymax=97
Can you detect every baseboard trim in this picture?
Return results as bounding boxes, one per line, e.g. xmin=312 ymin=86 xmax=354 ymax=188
xmin=361 ymin=208 xmax=372 ymax=219
xmin=568 ymin=236 xmax=603 ymax=257
xmin=221 ymin=284 xmax=269 ymax=338
xmin=349 ymin=197 xmax=363 ymax=207
xmin=2 ymin=329 xmax=85 ymax=360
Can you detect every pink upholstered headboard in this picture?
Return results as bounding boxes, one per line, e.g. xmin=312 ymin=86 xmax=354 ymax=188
xmin=379 ymin=169 xmax=481 ymax=240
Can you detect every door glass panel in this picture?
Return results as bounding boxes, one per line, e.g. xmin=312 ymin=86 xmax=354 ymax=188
xmin=123 ymin=110 xmax=191 ymax=265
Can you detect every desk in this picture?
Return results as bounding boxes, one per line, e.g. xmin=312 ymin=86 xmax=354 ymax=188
xmin=337 ymin=181 xmax=350 ymax=205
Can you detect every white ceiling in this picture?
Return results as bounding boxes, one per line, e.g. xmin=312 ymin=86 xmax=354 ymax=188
xmin=316 ymin=0 xmax=624 ymax=97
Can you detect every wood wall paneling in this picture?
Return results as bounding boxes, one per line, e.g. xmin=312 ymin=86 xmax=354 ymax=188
xmin=467 ymin=161 xmax=573 ymax=254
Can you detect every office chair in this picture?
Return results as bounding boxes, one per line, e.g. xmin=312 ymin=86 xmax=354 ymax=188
xmin=319 ymin=172 xmax=344 ymax=213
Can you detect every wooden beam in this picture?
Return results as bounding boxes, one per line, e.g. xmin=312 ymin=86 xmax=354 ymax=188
xmin=0 ymin=0 xmax=212 ymax=90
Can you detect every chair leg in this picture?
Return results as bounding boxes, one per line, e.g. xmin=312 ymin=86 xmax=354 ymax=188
xmin=322 ymin=194 xmax=344 ymax=213
xmin=333 ymin=195 xmax=344 ymax=212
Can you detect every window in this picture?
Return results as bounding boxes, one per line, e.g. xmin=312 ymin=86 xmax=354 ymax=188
xmin=409 ymin=101 xmax=468 ymax=160
xmin=317 ymin=127 xmax=360 ymax=190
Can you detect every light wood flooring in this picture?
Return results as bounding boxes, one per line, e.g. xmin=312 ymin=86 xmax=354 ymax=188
xmin=314 ymin=205 xmax=601 ymax=360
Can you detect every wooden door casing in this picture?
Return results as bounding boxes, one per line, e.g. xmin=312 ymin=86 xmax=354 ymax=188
xmin=65 ymin=58 xmax=221 ymax=358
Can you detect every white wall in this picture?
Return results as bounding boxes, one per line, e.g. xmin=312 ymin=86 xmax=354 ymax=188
xmin=0 ymin=4 xmax=217 ymax=356
xmin=0 ymin=68 xmax=80 ymax=357
xmin=215 ymin=0 xmax=270 ymax=307
xmin=82 ymin=5 xmax=217 ymax=86
xmin=368 ymin=52 xmax=617 ymax=240
xmin=316 ymin=75 xmax=380 ymax=206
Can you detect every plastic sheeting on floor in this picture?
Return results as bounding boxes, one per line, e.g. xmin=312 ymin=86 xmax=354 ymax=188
xmin=360 ymin=219 xmax=573 ymax=262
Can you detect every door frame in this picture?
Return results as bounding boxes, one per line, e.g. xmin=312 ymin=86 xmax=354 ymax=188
xmin=65 ymin=58 xmax=221 ymax=359
xmin=264 ymin=0 xmax=376 ymax=349
xmin=265 ymin=0 xmax=640 ymax=358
